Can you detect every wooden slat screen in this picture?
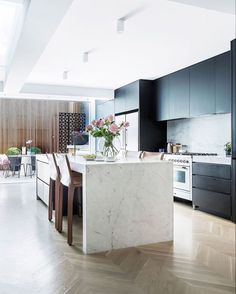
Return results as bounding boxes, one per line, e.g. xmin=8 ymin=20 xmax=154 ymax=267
xmin=0 ymin=98 xmax=85 ymax=154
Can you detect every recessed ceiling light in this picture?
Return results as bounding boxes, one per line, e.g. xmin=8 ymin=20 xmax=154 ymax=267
xmin=83 ymin=52 xmax=89 ymax=63
xmin=63 ymin=70 xmax=69 ymax=80
xmin=116 ymin=18 xmax=124 ymax=33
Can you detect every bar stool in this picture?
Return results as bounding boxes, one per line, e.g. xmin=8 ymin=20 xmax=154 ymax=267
xmin=141 ymin=151 xmax=164 ymax=160
xmin=57 ymin=154 xmax=82 ymax=246
xmin=46 ymin=153 xmax=60 ymax=229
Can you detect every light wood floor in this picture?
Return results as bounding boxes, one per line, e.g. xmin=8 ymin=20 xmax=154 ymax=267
xmin=0 ymin=182 xmax=235 ymax=294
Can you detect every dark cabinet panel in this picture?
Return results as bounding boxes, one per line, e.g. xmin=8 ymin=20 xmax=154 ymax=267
xmin=125 ymin=81 xmax=139 ymax=112
xmin=115 ymin=81 xmax=139 ymax=113
xmin=114 ymin=88 xmax=126 ymax=114
xmin=215 ymin=51 xmax=231 ymax=113
xmin=193 ymin=175 xmax=231 ymax=194
xmin=169 ymin=68 xmax=190 ymax=119
xmin=192 ymin=162 xmax=231 ymax=179
xmin=193 ymin=188 xmax=231 ymax=219
xmin=154 ymin=77 xmax=169 ymax=121
xmin=190 ymin=58 xmax=215 ymax=116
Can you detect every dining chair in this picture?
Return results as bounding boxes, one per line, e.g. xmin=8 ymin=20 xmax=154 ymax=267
xmin=46 ymin=153 xmax=60 ymax=229
xmin=25 ymin=156 xmax=36 ymax=177
xmin=7 ymin=156 xmax=25 ymax=177
xmin=57 ymin=154 xmax=82 ymax=245
xmin=141 ymin=151 xmax=164 ymax=160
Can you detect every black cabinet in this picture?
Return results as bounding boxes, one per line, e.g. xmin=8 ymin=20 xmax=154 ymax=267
xmin=169 ymin=68 xmax=190 ymax=119
xmin=192 ymin=188 xmax=231 ymax=218
xmin=192 ymin=162 xmax=231 ymax=179
xmin=114 ymin=88 xmax=126 ymax=114
xmin=215 ymin=51 xmax=231 ymax=113
xmin=114 ymin=81 xmax=139 ymax=114
xmin=124 ymin=81 xmax=139 ymax=112
xmin=154 ymin=77 xmax=169 ymax=121
xmin=190 ymin=58 xmax=215 ymax=116
xmin=115 ymin=80 xmax=167 ymax=151
xmin=154 ymin=51 xmax=231 ymax=122
xmin=192 ymin=162 xmax=231 ymax=219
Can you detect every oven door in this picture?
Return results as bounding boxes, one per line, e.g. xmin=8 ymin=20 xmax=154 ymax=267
xmin=173 ymin=165 xmax=190 ymax=191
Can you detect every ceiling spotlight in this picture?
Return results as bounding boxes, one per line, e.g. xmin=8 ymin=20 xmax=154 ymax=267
xmin=63 ymin=70 xmax=69 ymax=80
xmin=83 ymin=52 xmax=89 ymax=63
xmin=117 ymin=18 xmax=125 ymax=33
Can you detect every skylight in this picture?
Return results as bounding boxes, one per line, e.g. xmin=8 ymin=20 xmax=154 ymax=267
xmin=0 ymin=0 xmax=22 ymax=66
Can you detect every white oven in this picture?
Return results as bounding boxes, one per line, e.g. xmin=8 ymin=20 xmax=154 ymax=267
xmin=173 ymin=165 xmax=190 ymax=192
xmin=164 ymin=154 xmax=192 ymax=201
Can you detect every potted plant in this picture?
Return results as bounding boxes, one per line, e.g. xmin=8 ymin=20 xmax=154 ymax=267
xmin=224 ymin=142 xmax=232 ymax=156
xmin=6 ymin=147 xmax=21 ymax=156
xmin=86 ymin=115 xmax=129 ymax=161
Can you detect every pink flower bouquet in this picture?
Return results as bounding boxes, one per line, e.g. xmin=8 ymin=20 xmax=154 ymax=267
xmin=86 ymin=115 xmax=129 ymax=158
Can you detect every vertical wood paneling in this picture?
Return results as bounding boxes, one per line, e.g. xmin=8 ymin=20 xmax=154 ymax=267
xmin=0 ymin=98 xmax=84 ymax=154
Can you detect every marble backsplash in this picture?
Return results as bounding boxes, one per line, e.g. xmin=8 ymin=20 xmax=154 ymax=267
xmin=167 ymin=113 xmax=231 ymax=156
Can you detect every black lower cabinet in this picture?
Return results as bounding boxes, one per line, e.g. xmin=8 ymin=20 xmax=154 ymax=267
xmin=193 ymin=188 xmax=231 ymax=219
xmin=192 ymin=162 xmax=231 ymax=220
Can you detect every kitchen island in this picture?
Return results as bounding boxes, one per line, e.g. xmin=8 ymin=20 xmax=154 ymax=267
xmin=70 ymin=156 xmax=173 ymax=254
xmin=36 ymin=155 xmax=173 ymax=254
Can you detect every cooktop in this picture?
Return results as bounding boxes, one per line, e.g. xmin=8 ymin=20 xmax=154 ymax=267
xmin=166 ymin=152 xmax=218 ymax=156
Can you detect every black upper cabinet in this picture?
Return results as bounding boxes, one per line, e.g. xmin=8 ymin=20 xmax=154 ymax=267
xmin=169 ymin=68 xmax=190 ymax=119
xmin=114 ymin=88 xmax=126 ymax=114
xmin=154 ymin=77 xmax=169 ymax=121
xmin=114 ymin=81 xmax=139 ymax=114
xmin=215 ymin=51 xmax=231 ymax=114
xmin=125 ymin=81 xmax=139 ymax=112
xmin=190 ymin=58 xmax=215 ymax=117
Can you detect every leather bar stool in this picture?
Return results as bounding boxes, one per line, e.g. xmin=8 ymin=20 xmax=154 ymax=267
xmin=57 ymin=154 xmax=82 ymax=246
xmin=141 ymin=151 xmax=164 ymax=160
xmin=46 ymin=153 xmax=60 ymax=229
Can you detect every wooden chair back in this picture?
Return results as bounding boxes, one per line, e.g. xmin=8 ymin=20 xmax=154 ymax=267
xmin=141 ymin=151 xmax=164 ymax=160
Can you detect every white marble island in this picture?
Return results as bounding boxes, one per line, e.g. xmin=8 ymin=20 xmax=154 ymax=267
xmin=69 ymin=157 xmax=173 ymax=254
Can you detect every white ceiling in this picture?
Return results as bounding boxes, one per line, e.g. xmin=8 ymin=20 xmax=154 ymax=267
xmin=1 ymin=0 xmax=236 ymax=94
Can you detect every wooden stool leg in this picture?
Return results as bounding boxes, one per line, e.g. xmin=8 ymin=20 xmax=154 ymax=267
xmin=54 ymin=180 xmax=58 ymax=229
xmin=58 ymin=183 xmax=64 ymax=233
xmin=67 ymin=186 xmax=75 ymax=246
xmin=48 ymin=178 xmax=53 ymax=221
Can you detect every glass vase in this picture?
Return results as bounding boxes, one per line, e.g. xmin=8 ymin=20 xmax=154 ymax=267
xmin=98 ymin=138 xmax=120 ymax=162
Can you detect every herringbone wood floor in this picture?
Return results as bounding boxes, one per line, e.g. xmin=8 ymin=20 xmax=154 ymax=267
xmin=0 ymin=182 xmax=235 ymax=294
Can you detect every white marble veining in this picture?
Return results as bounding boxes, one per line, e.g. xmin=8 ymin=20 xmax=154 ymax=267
xmin=193 ymin=155 xmax=231 ymax=165
xmin=167 ymin=113 xmax=231 ymax=156
xmin=69 ymin=157 xmax=173 ymax=254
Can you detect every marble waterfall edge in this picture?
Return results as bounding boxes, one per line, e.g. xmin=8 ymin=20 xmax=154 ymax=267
xmin=83 ymin=161 xmax=173 ymax=253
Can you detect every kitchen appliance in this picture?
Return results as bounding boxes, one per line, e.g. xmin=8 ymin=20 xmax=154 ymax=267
xmin=164 ymin=152 xmax=218 ymax=201
xmin=167 ymin=142 xmax=172 ymax=153
xmin=231 ymin=39 xmax=236 ymax=223
xmin=115 ymin=111 xmax=139 ymax=151
xmin=164 ymin=154 xmax=192 ymax=201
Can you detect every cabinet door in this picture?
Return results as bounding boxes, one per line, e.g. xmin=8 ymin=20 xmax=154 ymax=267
xmin=124 ymin=81 xmax=139 ymax=112
xmin=154 ymin=77 xmax=169 ymax=121
xmin=114 ymin=88 xmax=126 ymax=114
xmin=169 ymin=68 xmax=190 ymax=119
xmin=190 ymin=59 xmax=215 ymax=116
xmin=193 ymin=188 xmax=231 ymax=219
xmin=215 ymin=51 xmax=231 ymax=114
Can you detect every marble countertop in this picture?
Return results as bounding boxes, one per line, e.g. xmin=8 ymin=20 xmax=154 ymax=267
xmin=192 ymin=155 xmax=231 ymax=165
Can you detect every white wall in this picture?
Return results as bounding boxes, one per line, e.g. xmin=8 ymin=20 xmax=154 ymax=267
xmin=167 ymin=113 xmax=231 ymax=156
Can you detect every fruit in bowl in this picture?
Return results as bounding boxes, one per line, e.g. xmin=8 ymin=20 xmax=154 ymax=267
xmin=82 ymin=154 xmax=96 ymax=160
